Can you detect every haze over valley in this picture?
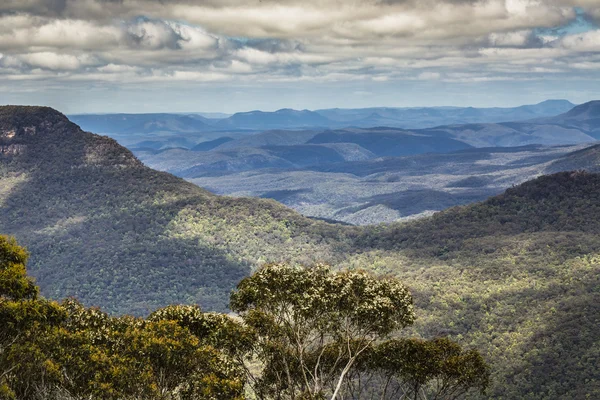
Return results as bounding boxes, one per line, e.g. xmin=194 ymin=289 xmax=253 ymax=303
xmin=72 ymin=100 xmax=600 ymax=224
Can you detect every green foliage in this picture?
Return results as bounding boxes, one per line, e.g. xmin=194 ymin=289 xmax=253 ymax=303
xmin=231 ymin=263 xmax=415 ymax=336
xmin=0 ymin=235 xmax=37 ymax=301
xmin=148 ymin=304 xmax=254 ymax=357
xmin=0 ymin=238 xmax=246 ymax=400
xmin=2 ymin=300 xmax=248 ymax=400
xmin=0 ymin=108 xmax=345 ymax=314
xmin=1 ymin=245 xmax=488 ymax=400
xmin=230 ymin=263 xmax=484 ymax=400
xmin=0 ymin=236 xmax=65 ymax=400
xmin=366 ymin=337 xmax=490 ymax=399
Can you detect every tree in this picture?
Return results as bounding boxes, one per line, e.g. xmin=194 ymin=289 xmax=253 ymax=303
xmin=0 ymin=235 xmax=37 ymax=301
xmin=148 ymin=304 xmax=254 ymax=358
xmin=345 ymin=337 xmax=490 ymax=399
xmin=0 ymin=236 xmax=490 ymax=400
xmin=0 ymin=236 xmax=64 ymax=399
xmin=230 ymin=263 xmax=416 ymax=400
xmin=57 ymin=300 xmax=247 ymax=400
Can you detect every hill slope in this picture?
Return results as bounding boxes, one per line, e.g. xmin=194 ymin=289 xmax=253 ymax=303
xmin=352 ymin=171 xmax=600 ymax=399
xmin=545 ymin=143 xmax=600 ymax=174
xmin=0 ymin=106 xmax=344 ymax=315
xmin=539 ymin=100 xmax=600 ymax=137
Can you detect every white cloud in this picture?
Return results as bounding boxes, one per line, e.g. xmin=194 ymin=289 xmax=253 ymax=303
xmin=559 ymin=30 xmax=600 ymax=51
xmin=0 ymin=0 xmax=598 ymax=103
xmin=417 ymin=71 xmax=441 ymax=80
xmin=489 ymin=30 xmax=535 ymax=47
xmin=18 ymin=52 xmax=99 ymax=71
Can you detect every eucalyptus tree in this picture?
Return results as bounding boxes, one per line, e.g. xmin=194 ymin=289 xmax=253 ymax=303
xmin=230 ymin=263 xmax=416 ymax=400
xmin=344 ymin=337 xmax=490 ymax=399
xmin=0 ymin=235 xmax=64 ymax=399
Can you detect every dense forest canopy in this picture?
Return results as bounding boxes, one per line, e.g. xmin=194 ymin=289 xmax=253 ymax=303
xmin=0 ymin=107 xmax=599 ymax=398
xmin=0 ymin=236 xmax=489 ymax=399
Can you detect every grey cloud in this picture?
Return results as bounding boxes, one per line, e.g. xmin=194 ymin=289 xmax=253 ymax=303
xmin=486 ymin=30 xmax=546 ymax=49
xmin=0 ymin=0 xmax=67 ymax=16
xmin=125 ymin=18 xmax=185 ymax=50
xmin=240 ymin=39 xmax=304 ymax=53
xmin=583 ymin=9 xmax=600 ymax=23
xmin=0 ymin=0 xmax=598 ymax=95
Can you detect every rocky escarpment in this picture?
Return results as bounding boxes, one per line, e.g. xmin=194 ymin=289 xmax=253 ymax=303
xmin=0 ymin=106 xmax=142 ymax=169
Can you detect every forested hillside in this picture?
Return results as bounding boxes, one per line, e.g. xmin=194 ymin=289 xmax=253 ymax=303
xmin=0 ymin=106 xmax=347 ymax=315
xmin=352 ymin=171 xmax=600 ymax=399
xmin=0 ymin=239 xmax=490 ymax=400
xmin=1 ymin=107 xmax=599 ymax=398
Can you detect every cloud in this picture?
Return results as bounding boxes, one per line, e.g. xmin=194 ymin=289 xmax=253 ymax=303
xmin=0 ymin=0 xmax=598 ymax=105
xmin=417 ymin=71 xmax=442 ymax=80
xmin=488 ymin=30 xmax=543 ymax=47
xmin=18 ymin=52 xmax=99 ymax=70
xmin=559 ymin=29 xmax=600 ymax=51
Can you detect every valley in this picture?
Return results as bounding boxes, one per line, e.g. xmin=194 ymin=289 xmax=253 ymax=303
xmin=82 ymin=101 xmax=600 ymax=225
xmin=1 ymin=106 xmax=599 ymax=398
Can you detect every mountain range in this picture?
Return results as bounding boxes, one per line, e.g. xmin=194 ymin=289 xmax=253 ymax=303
xmin=1 ymin=106 xmax=599 ymax=398
xmin=131 ymin=101 xmax=600 ymax=224
xmin=70 ymin=99 xmax=576 ymax=143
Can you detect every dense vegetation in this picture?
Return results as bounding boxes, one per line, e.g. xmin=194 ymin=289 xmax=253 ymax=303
xmin=0 ymin=236 xmax=488 ymax=399
xmin=0 ymin=106 xmax=346 ymax=315
xmin=1 ymin=107 xmax=599 ymax=398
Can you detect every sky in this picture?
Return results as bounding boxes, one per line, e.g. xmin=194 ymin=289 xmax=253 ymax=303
xmin=1 ymin=0 xmax=600 ymax=113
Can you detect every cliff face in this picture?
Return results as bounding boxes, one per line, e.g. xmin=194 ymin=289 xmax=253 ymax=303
xmin=0 ymin=106 xmax=142 ymax=169
xmin=0 ymin=106 xmax=76 ymax=146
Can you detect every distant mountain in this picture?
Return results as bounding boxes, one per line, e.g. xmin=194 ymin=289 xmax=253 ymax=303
xmin=306 ymin=128 xmax=472 ymax=157
xmin=515 ymin=99 xmax=578 ymax=115
xmin=69 ymin=100 xmax=578 ymax=137
xmin=193 ymin=112 xmax=232 ymax=119
xmin=70 ymin=113 xmax=214 ymax=134
xmin=423 ymin=100 xmax=600 ymax=148
xmin=136 ymin=147 xmax=297 ymax=175
xmin=135 ymin=127 xmax=473 ymax=180
xmin=554 ymin=100 xmax=600 ymax=121
xmin=316 ymin=99 xmax=576 ymax=128
xmin=421 ymin=121 xmax=596 ymax=147
xmin=134 ymin=101 xmax=600 ymax=226
xmin=207 ymin=101 xmax=600 ymax=153
xmin=135 ymin=142 xmax=376 ymax=177
xmin=213 ymin=130 xmax=320 ymax=150
xmin=191 ymin=136 xmax=235 ymax=151
xmin=537 ymin=100 xmax=600 ymax=137
xmin=215 ymin=108 xmax=332 ymax=130
xmin=213 ymin=127 xmax=473 ymax=156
